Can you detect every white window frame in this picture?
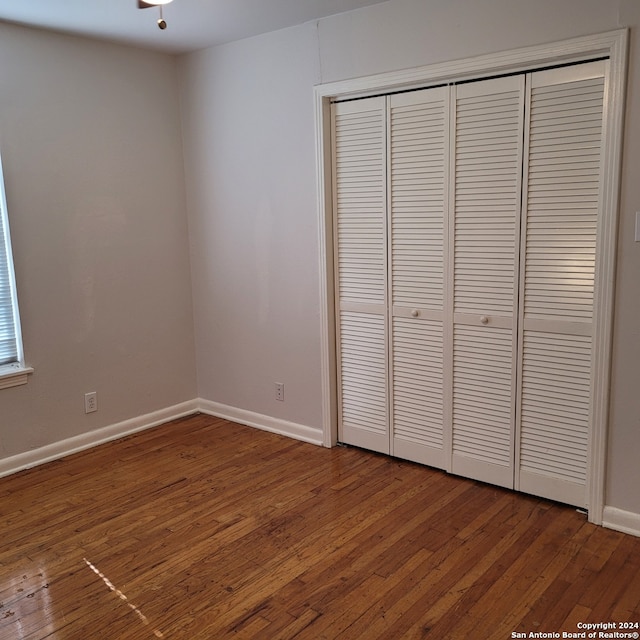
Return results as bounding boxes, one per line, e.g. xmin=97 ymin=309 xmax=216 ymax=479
xmin=0 ymin=152 xmax=31 ymax=389
xmin=314 ymin=29 xmax=628 ymax=525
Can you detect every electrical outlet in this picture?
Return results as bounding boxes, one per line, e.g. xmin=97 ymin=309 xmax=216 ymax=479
xmin=84 ymin=391 xmax=98 ymax=414
xmin=275 ymin=382 xmax=285 ymax=402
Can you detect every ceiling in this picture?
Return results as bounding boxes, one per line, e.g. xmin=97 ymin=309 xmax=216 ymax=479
xmin=0 ymin=0 xmax=390 ymax=54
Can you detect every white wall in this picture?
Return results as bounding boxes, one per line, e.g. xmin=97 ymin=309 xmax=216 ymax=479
xmin=180 ymin=24 xmax=324 ymax=429
xmin=180 ymin=0 xmax=640 ymax=517
xmin=609 ymin=0 xmax=640 ymax=516
xmin=0 ymin=24 xmax=196 ymax=459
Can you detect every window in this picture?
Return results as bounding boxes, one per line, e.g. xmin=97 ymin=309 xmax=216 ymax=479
xmin=0 ymin=152 xmax=30 ymax=389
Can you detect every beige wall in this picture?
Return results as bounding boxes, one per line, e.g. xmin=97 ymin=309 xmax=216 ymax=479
xmin=181 ymin=0 xmax=640 ymax=516
xmin=609 ymin=0 xmax=640 ymax=515
xmin=0 ymin=24 xmax=196 ymax=458
xmin=179 ymin=24 xmax=324 ymax=428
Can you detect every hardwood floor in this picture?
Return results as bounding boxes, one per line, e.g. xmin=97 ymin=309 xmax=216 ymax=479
xmin=1 ymin=414 xmax=638 ymax=639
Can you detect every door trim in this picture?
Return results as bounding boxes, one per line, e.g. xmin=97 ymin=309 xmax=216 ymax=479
xmin=314 ymin=29 xmax=628 ymax=525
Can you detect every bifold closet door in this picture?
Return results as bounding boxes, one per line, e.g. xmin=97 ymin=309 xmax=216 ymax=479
xmin=332 ymin=97 xmax=389 ymax=454
xmin=516 ymin=61 xmax=606 ymax=508
xmin=332 ymin=61 xmax=607 ymax=509
xmin=449 ymin=76 xmax=525 ymax=489
xmin=389 ymin=88 xmax=449 ymax=468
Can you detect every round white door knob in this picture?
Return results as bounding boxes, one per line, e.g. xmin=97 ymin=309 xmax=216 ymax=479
xmin=411 ymin=309 xmax=419 ymax=317
xmin=480 ymin=316 xmax=489 ymax=324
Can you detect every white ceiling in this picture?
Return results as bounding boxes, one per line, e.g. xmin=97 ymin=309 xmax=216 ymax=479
xmin=0 ymin=0 xmax=390 ymax=54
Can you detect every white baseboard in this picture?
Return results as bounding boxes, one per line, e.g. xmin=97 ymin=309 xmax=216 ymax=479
xmin=0 ymin=400 xmax=199 ymax=479
xmin=197 ymin=398 xmax=324 ymax=446
xmin=602 ymin=506 xmax=640 ymax=537
xmin=0 ymin=398 xmax=322 ymax=480
xmin=2 ymin=398 xmax=638 ymax=539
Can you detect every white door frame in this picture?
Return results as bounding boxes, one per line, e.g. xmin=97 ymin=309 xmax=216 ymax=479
xmin=314 ymin=29 xmax=628 ymax=525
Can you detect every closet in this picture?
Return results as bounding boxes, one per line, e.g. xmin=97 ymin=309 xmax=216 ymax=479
xmin=332 ymin=60 xmax=606 ymax=508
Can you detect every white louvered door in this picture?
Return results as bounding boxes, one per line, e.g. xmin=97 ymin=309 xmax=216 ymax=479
xmin=448 ymin=76 xmax=525 ymax=488
xmin=516 ymin=61 xmax=606 ymax=508
xmin=389 ymin=88 xmax=449 ymax=468
xmin=331 ymin=61 xmax=607 ymax=508
xmin=332 ymin=97 xmax=389 ymax=454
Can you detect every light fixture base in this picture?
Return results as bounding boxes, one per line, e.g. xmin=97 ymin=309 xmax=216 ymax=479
xmin=137 ymin=0 xmax=173 ymax=8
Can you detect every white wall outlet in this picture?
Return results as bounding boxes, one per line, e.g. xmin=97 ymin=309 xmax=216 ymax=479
xmin=84 ymin=391 xmax=98 ymax=413
xmin=275 ymin=382 xmax=285 ymax=402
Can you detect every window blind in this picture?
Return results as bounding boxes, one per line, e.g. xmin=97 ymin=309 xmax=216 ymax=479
xmin=0 ymin=153 xmax=21 ymax=367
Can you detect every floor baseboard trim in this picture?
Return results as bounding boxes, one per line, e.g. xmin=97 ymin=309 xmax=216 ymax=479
xmin=602 ymin=506 xmax=640 ymax=537
xmin=197 ymin=399 xmax=324 ymax=446
xmin=3 ymin=400 xmax=638 ymax=540
xmin=0 ymin=400 xmax=199 ymax=479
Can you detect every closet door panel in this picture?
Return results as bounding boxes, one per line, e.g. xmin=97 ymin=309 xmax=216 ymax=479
xmin=517 ymin=61 xmax=605 ymax=507
xmin=453 ymin=78 xmax=523 ymax=316
xmin=392 ymin=317 xmax=444 ymax=464
xmin=333 ymin=97 xmax=389 ymax=453
xmin=519 ymin=331 xmax=591 ymax=506
xmin=452 ymin=324 xmax=514 ymax=486
xmin=390 ymin=89 xmax=447 ymax=311
xmin=339 ymin=310 xmax=388 ymax=450
xmin=449 ymin=76 xmax=524 ymax=488
xmin=389 ymin=88 xmax=448 ymax=467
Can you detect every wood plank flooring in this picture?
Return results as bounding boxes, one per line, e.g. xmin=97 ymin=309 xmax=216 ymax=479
xmin=0 ymin=413 xmax=638 ymax=639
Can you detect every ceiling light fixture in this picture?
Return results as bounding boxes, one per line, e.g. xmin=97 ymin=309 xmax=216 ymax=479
xmin=137 ymin=0 xmax=173 ymax=30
